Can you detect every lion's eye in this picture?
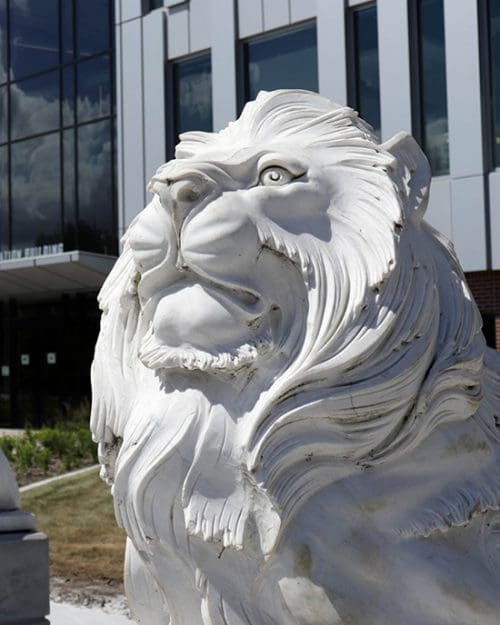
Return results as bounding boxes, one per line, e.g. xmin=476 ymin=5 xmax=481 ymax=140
xmin=259 ymin=166 xmax=294 ymax=187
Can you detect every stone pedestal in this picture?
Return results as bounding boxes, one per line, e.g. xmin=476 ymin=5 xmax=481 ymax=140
xmin=0 ymin=453 xmax=50 ymax=625
xmin=0 ymin=530 xmax=49 ymax=625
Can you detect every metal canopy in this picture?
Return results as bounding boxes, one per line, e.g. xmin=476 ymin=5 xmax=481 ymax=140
xmin=0 ymin=251 xmax=117 ymax=299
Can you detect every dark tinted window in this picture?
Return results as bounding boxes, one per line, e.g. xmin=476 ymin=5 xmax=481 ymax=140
xmin=77 ymin=55 xmax=111 ymax=123
xmin=415 ymin=0 xmax=449 ymax=175
xmin=244 ymin=23 xmax=318 ymax=101
xmin=10 ymin=71 xmax=60 ymax=140
xmin=11 ymin=133 xmax=62 ymax=249
xmin=63 ymin=130 xmax=77 ymax=249
xmin=75 ymin=0 xmax=110 ymax=58
xmin=173 ymin=54 xmax=213 ymax=137
xmin=0 ymin=0 xmax=7 ymax=84
xmin=63 ymin=66 xmax=75 ymax=126
xmin=77 ymin=120 xmax=115 ymax=254
xmin=349 ymin=5 xmax=381 ymax=137
xmin=0 ymin=85 xmax=6 ymax=143
xmin=61 ymin=0 xmax=75 ymax=63
xmin=9 ymin=0 xmax=59 ymax=80
xmin=0 ymin=145 xmax=8 ymax=250
xmin=489 ymin=0 xmax=500 ymax=166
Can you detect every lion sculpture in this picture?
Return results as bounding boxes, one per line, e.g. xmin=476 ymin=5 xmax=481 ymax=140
xmin=91 ymin=90 xmax=500 ymax=625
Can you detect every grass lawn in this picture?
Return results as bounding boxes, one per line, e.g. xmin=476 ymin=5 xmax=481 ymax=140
xmin=20 ymin=468 xmax=126 ymax=584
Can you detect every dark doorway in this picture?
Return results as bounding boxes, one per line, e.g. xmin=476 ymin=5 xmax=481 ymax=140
xmin=0 ymin=293 xmax=99 ymax=428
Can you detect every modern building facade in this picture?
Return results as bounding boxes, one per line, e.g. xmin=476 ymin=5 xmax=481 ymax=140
xmin=0 ymin=0 xmax=117 ymax=427
xmin=0 ymin=0 xmax=499 ymax=426
xmin=115 ymin=0 xmax=500 ymax=350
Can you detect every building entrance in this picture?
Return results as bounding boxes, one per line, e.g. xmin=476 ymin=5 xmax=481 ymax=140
xmin=0 ymin=294 xmax=100 ymax=428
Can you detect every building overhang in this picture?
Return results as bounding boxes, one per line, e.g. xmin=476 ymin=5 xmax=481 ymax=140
xmin=0 ymin=250 xmax=117 ymax=299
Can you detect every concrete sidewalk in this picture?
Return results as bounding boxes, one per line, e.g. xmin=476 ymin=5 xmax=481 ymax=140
xmin=50 ymin=601 xmax=131 ymax=624
xmin=19 ymin=464 xmax=100 ymax=492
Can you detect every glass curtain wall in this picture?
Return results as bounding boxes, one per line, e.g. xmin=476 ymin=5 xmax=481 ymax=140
xmin=348 ymin=3 xmax=381 ymax=137
xmin=241 ymin=22 xmax=318 ymax=104
xmin=411 ymin=0 xmax=449 ymax=176
xmin=485 ymin=0 xmax=500 ymax=167
xmin=0 ymin=0 xmax=117 ymax=256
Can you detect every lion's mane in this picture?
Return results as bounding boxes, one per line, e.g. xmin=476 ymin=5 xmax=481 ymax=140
xmin=91 ymin=90 xmax=500 ymax=554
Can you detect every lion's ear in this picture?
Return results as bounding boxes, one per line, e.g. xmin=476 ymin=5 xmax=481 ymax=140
xmin=382 ymin=132 xmax=431 ymax=224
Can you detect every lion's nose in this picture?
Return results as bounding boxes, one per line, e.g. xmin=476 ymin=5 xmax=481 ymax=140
xmin=168 ymin=175 xmax=213 ymax=229
xmin=170 ymin=177 xmax=209 ymax=204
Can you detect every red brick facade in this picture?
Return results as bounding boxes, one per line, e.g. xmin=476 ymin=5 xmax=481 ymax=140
xmin=464 ymin=270 xmax=500 ymax=349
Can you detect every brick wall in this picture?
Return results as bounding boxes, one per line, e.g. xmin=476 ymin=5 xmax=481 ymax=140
xmin=464 ymin=270 xmax=500 ymax=313
xmin=464 ymin=270 xmax=500 ymax=349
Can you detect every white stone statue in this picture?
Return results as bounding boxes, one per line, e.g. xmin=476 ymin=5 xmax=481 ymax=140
xmin=91 ymin=90 xmax=500 ymax=625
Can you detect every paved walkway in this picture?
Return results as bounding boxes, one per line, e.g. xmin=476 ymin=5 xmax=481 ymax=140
xmin=0 ymin=428 xmax=24 ymax=436
xmin=50 ymin=601 xmax=131 ymax=624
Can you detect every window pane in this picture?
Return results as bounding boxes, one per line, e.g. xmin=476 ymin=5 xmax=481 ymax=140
xmin=75 ymin=0 xmax=110 ymax=58
xmin=63 ymin=66 xmax=75 ymax=126
xmin=0 ymin=85 xmax=6 ymax=143
xmin=352 ymin=6 xmax=381 ymax=137
xmin=490 ymin=0 xmax=500 ymax=166
xmin=77 ymin=55 xmax=111 ymax=123
xmin=0 ymin=0 xmax=7 ymax=84
xmin=173 ymin=54 xmax=213 ymax=136
xmin=245 ymin=24 xmax=318 ymax=101
xmin=0 ymin=145 xmax=8 ymax=250
xmin=62 ymin=0 xmax=75 ymax=63
xmin=9 ymin=0 xmax=59 ymax=80
xmin=11 ymin=133 xmax=62 ymax=249
xmin=77 ymin=120 xmax=115 ymax=254
xmin=10 ymin=71 xmax=60 ymax=140
xmin=63 ymin=130 xmax=76 ymax=249
xmin=418 ymin=0 xmax=449 ymax=176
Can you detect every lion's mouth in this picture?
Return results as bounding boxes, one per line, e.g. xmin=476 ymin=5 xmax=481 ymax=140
xmin=138 ymin=280 xmax=276 ymax=372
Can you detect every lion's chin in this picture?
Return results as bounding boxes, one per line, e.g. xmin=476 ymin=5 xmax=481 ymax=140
xmin=139 ymin=329 xmax=271 ymax=371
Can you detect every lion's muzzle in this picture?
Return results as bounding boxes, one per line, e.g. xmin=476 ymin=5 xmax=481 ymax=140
xmin=149 ymin=169 xmax=216 ymax=238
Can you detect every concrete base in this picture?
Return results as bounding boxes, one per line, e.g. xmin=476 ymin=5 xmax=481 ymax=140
xmin=0 ymin=530 xmax=50 ymax=625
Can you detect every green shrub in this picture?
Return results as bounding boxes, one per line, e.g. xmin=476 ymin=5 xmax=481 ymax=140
xmin=0 ymin=436 xmax=16 ymax=463
xmin=62 ymin=453 xmax=75 ymax=472
xmin=15 ymin=440 xmax=36 ymax=472
xmin=24 ymin=426 xmax=37 ymax=446
xmin=37 ymin=427 xmax=73 ymax=456
xmin=36 ymin=447 xmax=51 ymax=474
xmin=75 ymin=428 xmax=97 ymax=461
xmin=0 ymin=419 xmax=98 ymax=482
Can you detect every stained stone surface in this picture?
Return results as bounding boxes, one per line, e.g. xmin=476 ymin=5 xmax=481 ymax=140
xmin=0 ymin=531 xmax=49 ymax=625
xmin=91 ymin=90 xmax=500 ymax=625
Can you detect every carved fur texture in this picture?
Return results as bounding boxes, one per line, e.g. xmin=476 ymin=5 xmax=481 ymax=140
xmin=91 ymin=90 xmax=500 ymax=625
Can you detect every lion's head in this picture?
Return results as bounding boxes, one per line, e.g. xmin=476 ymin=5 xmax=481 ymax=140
xmin=91 ymin=89 xmax=499 ymax=560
